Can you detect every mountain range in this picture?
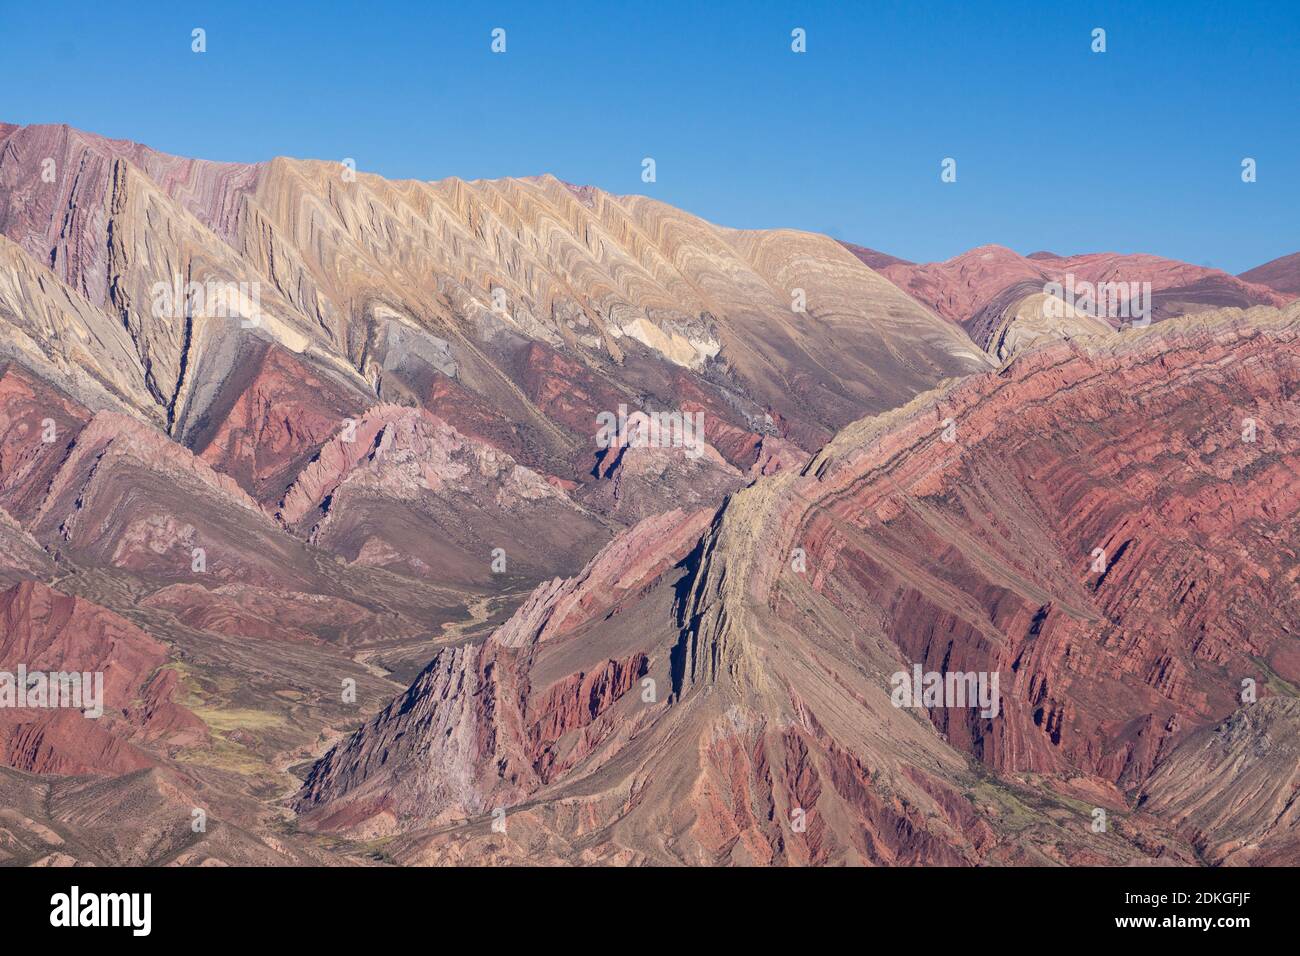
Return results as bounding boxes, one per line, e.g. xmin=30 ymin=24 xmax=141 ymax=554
xmin=0 ymin=121 xmax=1297 ymax=865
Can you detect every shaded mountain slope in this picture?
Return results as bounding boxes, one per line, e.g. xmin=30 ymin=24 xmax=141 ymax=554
xmin=1240 ymin=251 xmax=1300 ymax=299
xmin=295 ymin=305 xmax=1300 ymax=865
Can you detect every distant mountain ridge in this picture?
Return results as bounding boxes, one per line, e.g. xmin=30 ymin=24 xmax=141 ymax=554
xmin=841 ymin=240 xmax=1293 ymax=327
xmin=1240 ymin=250 xmax=1300 ymax=296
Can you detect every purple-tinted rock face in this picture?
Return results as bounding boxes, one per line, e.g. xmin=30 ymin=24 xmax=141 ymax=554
xmin=0 ymin=121 xmax=1297 ymax=867
xmin=1240 ymin=250 xmax=1300 ymax=298
xmin=0 ymin=123 xmax=260 ymax=303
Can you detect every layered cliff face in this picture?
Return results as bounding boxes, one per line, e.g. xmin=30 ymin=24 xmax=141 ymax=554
xmin=294 ymin=507 xmax=714 ymax=838
xmin=276 ymin=403 xmax=612 ymax=583
xmin=977 ymin=290 xmax=1115 ymax=362
xmin=0 ymin=236 xmax=155 ymax=419
xmin=295 ymin=306 xmax=1300 ymax=865
xmin=1136 ymin=699 xmax=1300 ymax=865
xmin=770 ymin=306 xmax=1300 ymax=787
xmin=0 ymin=122 xmax=990 ymax=490
xmin=0 ymin=124 xmax=330 ymax=422
xmin=1 ymin=120 xmax=1295 ymax=866
xmin=0 ymin=580 xmax=203 ymax=776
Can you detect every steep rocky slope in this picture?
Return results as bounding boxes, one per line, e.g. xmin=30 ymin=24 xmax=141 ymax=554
xmin=0 ymin=237 xmax=155 ymax=419
xmin=977 ymin=290 xmax=1115 ymax=362
xmin=1 ymin=122 xmax=989 ymax=492
xmin=1137 ymin=699 xmax=1300 ymax=865
xmin=1 ymin=120 xmax=1295 ymax=867
xmin=276 ymin=403 xmax=612 ymax=583
xmin=0 ymin=121 xmax=932 ymax=863
xmin=295 ymin=305 xmax=1300 ymax=865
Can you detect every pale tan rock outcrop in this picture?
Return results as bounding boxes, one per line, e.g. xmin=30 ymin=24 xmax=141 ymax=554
xmin=984 ymin=290 xmax=1116 ymax=361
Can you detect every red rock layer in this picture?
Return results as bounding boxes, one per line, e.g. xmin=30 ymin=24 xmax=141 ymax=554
xmin=188 ymin=340 xmax=366 ymax=503
xmin=0 ymin=363 xmax=93 ymax=522
xmin=294 ymin=509 xmax=712 ymax=835
xmin=297 ymin=307 xmax=1300 ymax=865
xmin=0 ymin=581 xmax=202 ymax=775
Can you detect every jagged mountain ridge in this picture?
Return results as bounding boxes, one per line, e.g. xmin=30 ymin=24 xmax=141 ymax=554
xmin=295 ymin=305 xmax=1300 ymax=865
xmin=0 ymin=121 xmax=1296 ymax=866
xmin=0 ymin=120 xmax=996 ymax=864
xmin=0 ymin=121 xmax=989 ymax=490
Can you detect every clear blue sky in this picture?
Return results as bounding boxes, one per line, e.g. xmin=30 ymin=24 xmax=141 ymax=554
xmin=3 ymin=0 xmax=1296 ymax=273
